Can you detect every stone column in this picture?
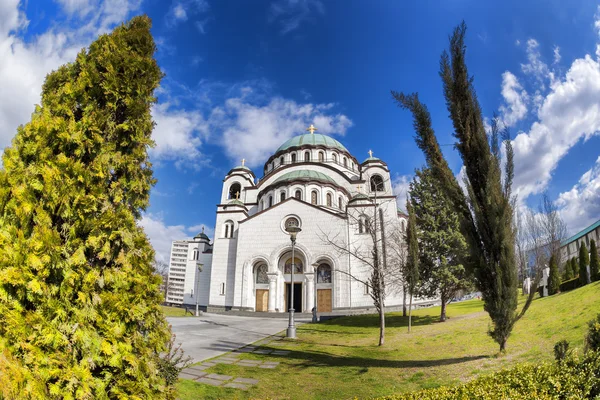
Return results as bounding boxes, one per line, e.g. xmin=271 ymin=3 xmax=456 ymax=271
xmin=305 ymin=274 xmax=315 ymax=313
xmin=267 ymin=273 xmax=278 ymax=312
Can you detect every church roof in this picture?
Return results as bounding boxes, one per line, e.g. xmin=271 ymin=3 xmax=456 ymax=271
xmin=276 ymin=134 xmax=348 ymax=153
xmin=194 ymin=232 xmax=210 ymax=241
xmin=272 ymin=170 xmax=337 ymax=185
xmin=362 ymin=156 xmax=381 ymax=163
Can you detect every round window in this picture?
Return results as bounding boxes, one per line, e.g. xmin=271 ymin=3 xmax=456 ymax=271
xmin=285 ymin=217 xmax=299 ymax=229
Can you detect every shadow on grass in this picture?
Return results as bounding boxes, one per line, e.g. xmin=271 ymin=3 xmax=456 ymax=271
xmin=260 ymin=345 xmax=488 ymax=370
xmin=316 ymin=314 xmax=440 ymax=330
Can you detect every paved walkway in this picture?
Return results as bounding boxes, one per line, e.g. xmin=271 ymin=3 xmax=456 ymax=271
xmin=168 ymin=313 xmax=307 ymax=363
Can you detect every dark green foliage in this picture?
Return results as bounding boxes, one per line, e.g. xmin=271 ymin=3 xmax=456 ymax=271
xmin=409 ymin=168 xmax=471 ymax=322
xmin=580 ymin=243 xmax=590 ymax=286
xmin=586 ymin=314 xmax=600 ymax=352
xmin=564 ymin=259 xmax=573 ymax=281
xmin=406 ymin=199 xmax=420 ymax=332
xmin=392 ymin=23 xmax=523 ymax=352
xmin=0 ymin=16 xmax=172 ymax=398
xmin=554 ymin=339 xmax=570 ymax=362
xmin=548 ymin=254 xmax=560 ymax=295
xmin=559 ymin=277 xmax=580 ymax=293
xmin=373 ymin=350 xmax=600 ymax=400
xmin=570 ymin=257 xmax=579 ymax=279
xmin=590 ymin=239 xmax=599 ymax=282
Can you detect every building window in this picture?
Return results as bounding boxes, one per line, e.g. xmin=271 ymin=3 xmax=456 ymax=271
xmin=343 ymin=157 xmax=347 ymax=168
xmin=229 ymin=182 xmax=241 ymax=199
xmin=358 ymin=219 xmax=363 ymax=234
xmin=256 ymin=264 xmax=268 ymax=284
xmin=370 ymin=174 xmax=384 ymax=192
xmin=364 ymin=283 xmax=369 ymax=295
xmin=318 ymin=152 xmax=325 ymax=162
xmin=295 ymin=190 xmax=302 ymax=200
xmin=269 ymin=196 xmax=273 ymax=207
xmin=224 ymin=220 xmax=234 ymax=238
xmin=220 ymin=283 xmax=225 ymax=295
xmin=280 ymin=192 xmax=286 ymax=202
xmin=191 ymin=249 xmax=199 ymax=260
xmin=304 ymin=151 xmax=310 ymax=162
xmin=332 ymin=153 xmax=337 ymax=163
xmin=285 ymin=216 xmax=300 ymax=231
xmin=401 ymin=220 xmax=406 ymax=232
xmin=291 ymin=153 xmax=297 ymax=163
xmin=365 ymin=217 xmax=372 ymax=233
xmin=326 ymin=193 xmax=332 ymax=207
xmin=311 ymin=190 xmax=318 ymax=205
xmin=317 ymin=264 xmax=332 ymax=283
xmin=338 ymin=197 xmax=343 ymax=209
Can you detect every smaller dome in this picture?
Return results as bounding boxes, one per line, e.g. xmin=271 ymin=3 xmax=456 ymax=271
xmin=276 ymin=134 xmax=348 ymax=153
xmin=273 ymin=170 xmax=337 ymax=186
xmin=228 ymin=199 xmax=246 ymax=207
xmin=362 ymin=156 xmax=381 ymax=164
xmin=194 ymin=227 xmax=210 ymax=241
xmin=349 ymin=192 xmax=370 ymax=203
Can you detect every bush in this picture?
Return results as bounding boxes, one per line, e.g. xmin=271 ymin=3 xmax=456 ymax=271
xmin=586 ymin=314 xmax=600 ymax=352
xmin=554 ymin=339 xmax=570 ymax=362
xmin=559 ymin=277 xmax=580 ymax=293
xmin=373 ymin=350 xmax=600 ymax=400
xmin=157 ymin=333 xmax=192 ymax=394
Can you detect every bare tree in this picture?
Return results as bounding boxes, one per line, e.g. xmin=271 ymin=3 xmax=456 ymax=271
xmin=540 ymin=192 xmax=568 ymax=265
xmin=153 ymin=259 xmax=171 ymax=300
xmin=319 ymin=194 xmax=400 ymax=346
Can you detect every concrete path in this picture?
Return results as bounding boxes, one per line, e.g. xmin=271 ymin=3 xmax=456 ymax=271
xmin=168 ymin=313 xmax=308 ymax=363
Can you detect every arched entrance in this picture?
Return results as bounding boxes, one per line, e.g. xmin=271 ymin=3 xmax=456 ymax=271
xmin=316 ymin=262 xmax=333 ymax=312
xmin=254 ymin=263 xmax=269 ymax=312
xmin=279 ymin=252 xmax=305 ymax=312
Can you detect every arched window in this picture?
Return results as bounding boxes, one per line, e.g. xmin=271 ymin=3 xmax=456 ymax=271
xmin=284 ymin=257 xmax=303 ymax=274
xmin=280 ymin=192 xmax=286 ymax=202
xmin=365 ymin=216 xmax=372 ymax=233
xmin=304 ymin=151 xmax=311 ymax=162
xmin=332 ymin=153 xmax=337 ymax=163
xmin=311 ymin=190 xmax=318 ymax=205
xmin=295 ymin=190 xmax=302 ymax=200
xmin=280 ymin=156 xmax=284 ymax=166
xmin=291 ymin=153 xmax=297 ymax=163
xmin=318 ymin=152 xmax=325 ymax=162
xmin=370 ymin=174 xmax=384 ymax=192
xmin=229 ymin=182 xmax=241 ymax=199
xmin=326 ymin=193 xmax=332 ymax=207
xmin=358 ymin=219 xmax=363 ymax=234
xmin=224 ymin=220 xmax=234 ymax=238
xmin=268 ymin=196 xmax=273 ymax=207
xmin=401 ymin=220 xmax=406 ymax=232
xmin=338 ymin=197 xmax=343 ymax=209
xmin=317 ymin=264 xmax=332 ymax=283
xmin=343 ymin=157 xmax=347 ymax=168
xmin=255 ymin=264 xmax=268 ymax=284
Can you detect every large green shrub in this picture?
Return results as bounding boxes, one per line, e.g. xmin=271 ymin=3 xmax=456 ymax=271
xmin=590 ymin=239 xmax=599 ymax=282
xmin=0 ymin=16 xmax=171 ymax=399
xmin=559 ymin=277 xmax=580 ymax=293
xmin=586 ymin=314 xmax=600 ymax=352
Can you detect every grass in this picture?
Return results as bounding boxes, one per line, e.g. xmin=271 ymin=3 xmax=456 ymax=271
xmin=177 ymin=282 xmax=600 ymax=400
xmin=160 ymin=305 xmax=190 ymax=317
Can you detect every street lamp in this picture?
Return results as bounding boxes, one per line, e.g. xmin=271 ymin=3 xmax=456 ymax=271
xmin=195 ymin=263 xmax=203 ymax=316
xmin=285 ymin=224 xmax=302 ymax=339
xmin=311 ymin=262 xmax=320 ymax=323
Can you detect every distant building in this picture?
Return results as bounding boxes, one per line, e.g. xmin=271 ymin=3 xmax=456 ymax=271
xmin=560 ymin=219 xmax=600 ymax=266
xmin=165 ymin=229 xmax=213 ymax=305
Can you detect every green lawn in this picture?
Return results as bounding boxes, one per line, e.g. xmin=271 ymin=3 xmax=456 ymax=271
xmin=177 ymin=282 xmax=600 ymax=399
xmin=161 ymin=305 xmax=191 ymax=317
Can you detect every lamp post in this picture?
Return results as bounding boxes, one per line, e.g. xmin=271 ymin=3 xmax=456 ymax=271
xmin=311 ymin=262 xmax=319 ymax=323
xmin=195 ymin=263 xmax=203 ymax=316
xmin=285 ymin=224 xmax=302 ymax=339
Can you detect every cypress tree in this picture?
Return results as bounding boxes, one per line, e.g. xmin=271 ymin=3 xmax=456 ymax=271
xmin=564 ymin=259 xmax=573 ymax=281
xmin=0 ymin=16 xmax=171 ymax=398
xmin=571 ymin=257 xmax=579 ymax=280
xmin=580 ymin=243 xmax=590 ymax=286
xmin=590 ymin=239 xmax=600 ymax=282
xmin=392 ymin=23 xmax=526 ymax=352
xmin=547 ymin=254 xmax=560 ymax=295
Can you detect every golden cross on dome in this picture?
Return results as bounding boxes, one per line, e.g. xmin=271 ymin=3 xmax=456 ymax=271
xmin=235 ymin=191 xmax=240 ymax=200
xmin=368 ymin=149 xmax=373 ymax=158
xmin=306 ymin=124 xmax=318 ymax=134
xmin=241 ymin=158 xmax=246 ymax=166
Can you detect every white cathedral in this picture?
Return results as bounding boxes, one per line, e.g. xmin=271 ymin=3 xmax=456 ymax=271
xmin=166 ymin=126 xmax=411 ymax=313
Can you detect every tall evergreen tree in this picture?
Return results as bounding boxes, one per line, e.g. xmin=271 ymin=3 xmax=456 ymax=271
xmin=409 ymin=167 xmax=471 ymax=322
xmin=392 ymin=23 xmax=533 ymax=352
xmin=547 ymin=254 xmax=560 ymax=295
xmin=579 ymin=243 xmax=590 ymax=286
xmin=0 ymin=16 xmax=171 ymax=398
xmin=564 ymin=259 xmax=573 ymax=281
xmin=406 ymin=199 xmax=420 ymax=333
xmin=590 ymin=239 xmax=600 ymax=282
xmin=570 ymin=257 xmax=579 ymax=280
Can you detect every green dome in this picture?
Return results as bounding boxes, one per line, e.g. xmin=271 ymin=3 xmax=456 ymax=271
xmin=273 ymin=170 xmax=337 ymax=185
xmin=276 ymin=134 xmax=348 ymax=153
xmin=362 ymin=156 xmax=381 ymax=164
xmin=228 ymin=199 xmax=245 ymax=206
xmin=350 ymin=192 xmax=370 ymax=201
xmin=194 ymin=232 xmax=210 ymax=241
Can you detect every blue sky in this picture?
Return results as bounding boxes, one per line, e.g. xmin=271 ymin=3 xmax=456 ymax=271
xmin=1 ymin=0 xmax=600 ymax=261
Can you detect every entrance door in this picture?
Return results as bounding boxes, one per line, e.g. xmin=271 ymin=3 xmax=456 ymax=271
xmin=285 ymin=283 xmax=302 ymax=312
xmin=255 ymin=289 xmax=269 ymax=312
xmin=317 ymin=289 xmax=332 ymax=312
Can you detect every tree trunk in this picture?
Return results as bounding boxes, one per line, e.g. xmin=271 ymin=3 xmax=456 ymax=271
xmin=378 ymin=302 xmax=385 ymax=346
xmin=440 ymin=293 xmax=447 ymax=322
xmin=403 ymin=285 xmax=407 ymax=317
xmin=408 ymin=293 xmax=413 ymax=333
xmin=499 ymin=337 xmax=507 ymax=353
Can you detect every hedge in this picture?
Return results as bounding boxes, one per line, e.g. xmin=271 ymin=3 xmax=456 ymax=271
xmin=559 ymin=277 xmax=580 ymax=293
xmin=372 ymin=350 xmax=600 ymax=400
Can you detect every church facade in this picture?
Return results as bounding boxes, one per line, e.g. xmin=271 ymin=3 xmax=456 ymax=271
xmin=166 ymin=127 xmax=412 ymax=313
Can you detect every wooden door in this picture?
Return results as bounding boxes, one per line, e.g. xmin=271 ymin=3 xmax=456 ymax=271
xmin=255 ymin=289 xmax=269 ymax=312
xmin=317 ymin=289 xmax=332 ymax=312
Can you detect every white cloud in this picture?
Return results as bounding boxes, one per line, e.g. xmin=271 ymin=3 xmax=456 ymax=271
xmin=166 ymin=0 xmax=209 ymax=28
xmin=150 ymin=103 xmax=210 ymax=169
xmin=210 ymin=93 xmax=353 ymax=167
xmin=521 ymin=39 xmax=549 ymax=88
xmin=512 ymin=53 xmax=600 ymax=200
xmin=392 ymin=174 xmax=412 ymax=210
xmin=55 ymin=0 xmax=97 ymax=17
xmin=498 ymin=71 xmax=528 ymax=127
xmin=556 ymin=156 xmax=600 ymax=234
xmin=268 ymin=0 xmax=325 ymax=35
xmin=173 ymin=4 xmax=187 ymax=21
xmin=139 ymin=214 xmax=213 ymax=263
xmin=553 ymin=46 xmax=561 ymax=64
